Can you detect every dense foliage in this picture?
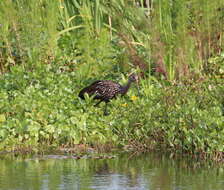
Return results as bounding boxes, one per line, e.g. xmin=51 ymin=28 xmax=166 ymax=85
xmin=0 ymin=63 xmax=223 ymax=158
xmin=0 ymin=0 xmax=223 ymax=159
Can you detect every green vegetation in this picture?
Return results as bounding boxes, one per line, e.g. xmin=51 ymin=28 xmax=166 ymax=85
xmin=0 ymin=0 xmax=223 ymax=159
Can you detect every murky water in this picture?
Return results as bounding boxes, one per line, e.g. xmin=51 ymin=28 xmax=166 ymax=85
xmin=0 ymin=153 xmax=223 ymax=190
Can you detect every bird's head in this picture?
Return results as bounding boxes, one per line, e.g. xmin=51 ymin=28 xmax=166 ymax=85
xmin=128 ymin=73 xmax=139 ymax=83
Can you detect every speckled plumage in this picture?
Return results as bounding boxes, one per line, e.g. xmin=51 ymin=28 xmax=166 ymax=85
xmin=79 ymin=80 xmax=122 ymax=102
xmin=78 ymin=74 xmax=138 ymax=115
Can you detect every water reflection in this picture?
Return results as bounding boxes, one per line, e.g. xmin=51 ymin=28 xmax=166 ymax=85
xmin=0 ymin=153 xmax=223 ymax=190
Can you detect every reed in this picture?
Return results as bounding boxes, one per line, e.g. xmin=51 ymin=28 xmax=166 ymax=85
xmin=148 ymin=0 xmax=224 ymax=79
xmin=0 ymin=0 xmax=59 ymax=72
xmin=0 ymin=0 xmax=223 ymax=77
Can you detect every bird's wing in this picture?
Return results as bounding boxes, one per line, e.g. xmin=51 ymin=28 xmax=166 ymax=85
xmin=95 ymin=81 xmax=121 ymax=99
xmin=79 ymin=80 xmax=102 ymax=99
xmin=79 ymin=80 xmax=122 ymax=100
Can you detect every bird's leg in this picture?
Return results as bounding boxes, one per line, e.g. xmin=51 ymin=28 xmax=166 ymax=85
xmin=136 ymin=85 xmax=141 ymax=97
xmin=104 ymin=103 xmax=109 ymax=116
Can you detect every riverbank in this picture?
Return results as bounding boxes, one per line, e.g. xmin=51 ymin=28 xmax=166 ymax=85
xmin=0 ymin=64 xmax=223 ymax=161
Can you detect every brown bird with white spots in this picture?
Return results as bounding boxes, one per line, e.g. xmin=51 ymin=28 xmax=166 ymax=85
xmin=79 ymin=74 xmax=139 ymax=115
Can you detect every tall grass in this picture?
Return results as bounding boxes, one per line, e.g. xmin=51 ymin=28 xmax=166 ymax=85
xmin=148 ymin=0 xmax=224 ymax=79
xmin=61 ymin=0 xmax=224 ymax=80
xmin=0 ymin=0 xmax=59 ymax=72
xmin=0 ymin=0 xmax=223 ymax=77
xmin=58 ymin=0 xmax=118 ymax=81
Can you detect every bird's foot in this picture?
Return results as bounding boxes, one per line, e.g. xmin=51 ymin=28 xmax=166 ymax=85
xmin=104 ymin=111 xmax=110 ymax=116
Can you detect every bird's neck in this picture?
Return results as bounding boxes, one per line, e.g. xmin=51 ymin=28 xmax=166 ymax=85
xmin=121 ymin=80 xmax=132 ymax=95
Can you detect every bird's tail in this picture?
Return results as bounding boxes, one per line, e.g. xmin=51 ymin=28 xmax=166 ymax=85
xmin=78 ymin=88 xmax=86 ymax=99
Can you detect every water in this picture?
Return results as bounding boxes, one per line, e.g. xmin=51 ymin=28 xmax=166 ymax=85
xmin=0 ymin=153 xmax=223 ymax=190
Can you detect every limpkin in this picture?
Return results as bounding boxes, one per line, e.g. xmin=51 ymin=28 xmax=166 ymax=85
xmin=79 ymin=74 xmax=139 ymax=115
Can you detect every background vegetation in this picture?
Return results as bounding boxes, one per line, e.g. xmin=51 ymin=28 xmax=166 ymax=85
xmin=0 ymin=0 xmax=223 ymax=159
